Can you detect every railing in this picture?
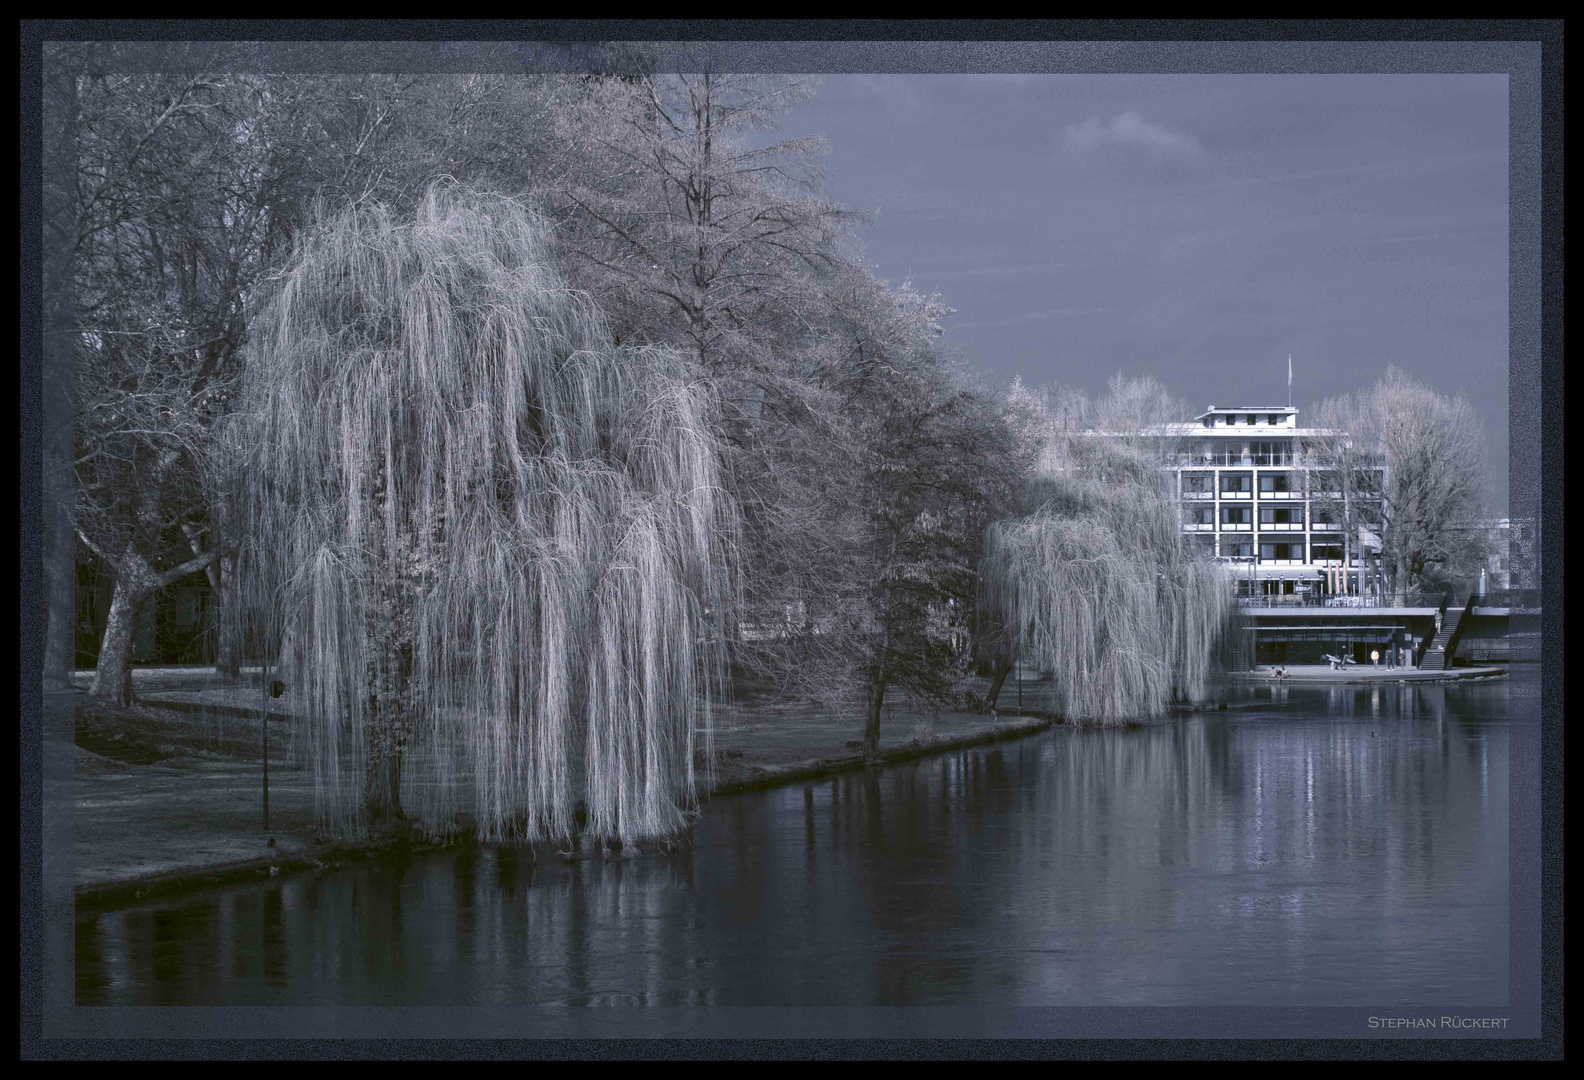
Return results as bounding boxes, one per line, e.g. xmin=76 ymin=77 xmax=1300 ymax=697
xmin=1459 ymin=639 xmax=1514 ymax=662
xmin=1237 ymin=591 xmax=1449 ymax=610
xmin=1414 ymin=592 xmax=1452 ymax=667
xmin=1166 ymin=451 xmax=1388 ymax=469
xmin=1237 ymin=595 xmax=1326 ymax=608
xmin=1442 ymin=591 xmax=1478 ymax=667
xmin=1468 ymin=588 xmax=1538 ymax=610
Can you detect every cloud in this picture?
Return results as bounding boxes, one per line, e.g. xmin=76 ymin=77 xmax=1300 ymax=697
xmin=1061 ymin=112 xmax=1205 ymax=162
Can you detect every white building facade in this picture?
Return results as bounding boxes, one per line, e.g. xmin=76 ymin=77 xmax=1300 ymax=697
xmin=1154 ymin=405 xmax=1387 ymax=602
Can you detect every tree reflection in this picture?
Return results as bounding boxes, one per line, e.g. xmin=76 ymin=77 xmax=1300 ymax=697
xmin=74 ymin=682 xmax=1508 ymax=1006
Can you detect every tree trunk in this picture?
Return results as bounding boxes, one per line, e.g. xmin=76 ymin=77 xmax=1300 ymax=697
xmin=863 ymin=674 xmax=885 ymax=763
xmin=1392 ymin=549 xmax=1409 ymax=608
xmin=84 ymin=542 xmax=223 ymax=706
xmin=186 ymin=521 xmax=241 ymax=680
xmin=88 ymin=572 xmax=151 ymax=707
xmin=214 ymin=631 xmax=242 ymax=682
xmin=210 ymin=556 xmax=242 ymax=680
xmin=365 ymin=740 xmax=406 ymax=825
xmin=984 ymin=653 xmax=1015 ymax=712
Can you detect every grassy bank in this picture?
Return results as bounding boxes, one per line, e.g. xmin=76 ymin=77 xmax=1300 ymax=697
xmin=68 ymin=676 xmax=1067 ymax=907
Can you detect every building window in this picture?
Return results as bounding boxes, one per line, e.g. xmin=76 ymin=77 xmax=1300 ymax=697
xmin=1258 ymin=472 xmax=1292 ymax=493
xmin=1311 ymin=535 xmax=1344 ymax=561
xmin=1220 ymin=472 xmax=1252 ymax=493
xmin=1259 ymin=539 xmax=1304 ymax=562
xmin=1259 ymin=506 xmax=1303 ymax=526
xmin=1182 ymin=472 xmax=1213 ymax=495
xmin=1187 ymin=505 xmax=1215 ymax=526
xmin=1221 ymin=506 xmax=1252 ymax=526
xmin=1223 ymin=540 xmax=1254 ymax=559
xmin=1252 ymin=442 xmax=1293 ymax=466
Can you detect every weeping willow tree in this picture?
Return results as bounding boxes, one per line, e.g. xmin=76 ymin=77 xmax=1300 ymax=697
xmin=231 ymin=184 xmax=737 ymax=844
xmin=981 ymin=378 xmax=1242 ymax=724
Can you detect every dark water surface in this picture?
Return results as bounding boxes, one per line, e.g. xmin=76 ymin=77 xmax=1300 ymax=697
xmin=76 ymin=679 xmax=1510 ymax=1006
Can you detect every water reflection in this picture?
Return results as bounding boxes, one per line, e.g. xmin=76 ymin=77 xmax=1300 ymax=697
xmin=77 ymin=679 xmax=1510 ymax=1007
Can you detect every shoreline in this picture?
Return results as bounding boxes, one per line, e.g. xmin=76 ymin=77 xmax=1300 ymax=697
xmin=71 ymin=696 xmax=1063 ymax=911
xmin=699 ymin=711 xmax=1060 ymax=798
xmin=70 ymin=665 xmax=1515 ymax=910
xmin=1230 ymin=665 xmax=1509 ymax=685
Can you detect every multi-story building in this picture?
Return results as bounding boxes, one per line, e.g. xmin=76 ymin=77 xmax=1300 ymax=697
xmin=1150 ymin=405 xmax=1386 ymax=602
xmin=1132 ymin=403 xmax=1518 ymax=666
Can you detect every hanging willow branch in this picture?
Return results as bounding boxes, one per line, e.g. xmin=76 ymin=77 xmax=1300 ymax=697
xmin=232 ymin=183 xmax=738 ymax=844
xmin=982 ymin=423 xmax=1241 ymax=724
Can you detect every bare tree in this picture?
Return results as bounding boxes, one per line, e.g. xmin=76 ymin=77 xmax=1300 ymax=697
xmin=538 ymin=66 xmax=896 ymax=678
xmin=1310 ymin=366 xmax=1491 ymax=605
xmin=1304 ymin=393 xmax=1380 ymax=597
xmin=825 ymin=279 xmax=1020 ymax=759
xmin=547 ymin=68 xmax=862 ymax=379
xmin=70 ymin=71 xmax=311 ymax=697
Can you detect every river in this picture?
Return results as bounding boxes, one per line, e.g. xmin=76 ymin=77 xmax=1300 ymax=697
xmin=75 ymin=677 xmax=1510 ymax=1007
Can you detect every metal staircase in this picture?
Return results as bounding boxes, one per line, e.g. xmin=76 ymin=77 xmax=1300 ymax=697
xmin=1419 ymin=591 xmax=1477 ymax=671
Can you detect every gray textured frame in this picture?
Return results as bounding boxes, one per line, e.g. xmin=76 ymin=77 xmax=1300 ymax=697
xmin=21 ymin=25 xmax=1559 ymax=1057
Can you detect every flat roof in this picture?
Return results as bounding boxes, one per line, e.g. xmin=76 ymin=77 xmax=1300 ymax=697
xmin=1141 ymin=423 xmax=1340 ymax=436
xmin=1196 ymin=406 xmax=1298 ymax=419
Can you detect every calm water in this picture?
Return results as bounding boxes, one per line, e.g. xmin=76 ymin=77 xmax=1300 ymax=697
xmin=76 ymin=678 xmax=1510 ymax=1006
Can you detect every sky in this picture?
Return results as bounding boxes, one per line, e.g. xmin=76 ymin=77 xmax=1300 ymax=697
xmin=776 ymin=75 xmax=1510 ymax=512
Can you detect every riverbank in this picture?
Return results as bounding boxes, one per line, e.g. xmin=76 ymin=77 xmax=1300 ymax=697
xmin=1231 ymin=664 xmax=1509 ymax=685
xmin=67 ymin=673 xmax=1065 ymax=907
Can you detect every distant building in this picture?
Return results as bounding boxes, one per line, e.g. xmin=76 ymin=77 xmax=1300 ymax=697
xmin=1144 ymin=405 xmax=1388 ymax=602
